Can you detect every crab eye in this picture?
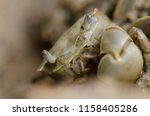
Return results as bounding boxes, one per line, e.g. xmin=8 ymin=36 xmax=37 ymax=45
xmin=42 ymin=50 xmax=56 ymax=64
xmin=81 ymin=13 xmax=97 ymax=31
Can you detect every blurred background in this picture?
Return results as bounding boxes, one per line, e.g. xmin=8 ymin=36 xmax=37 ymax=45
xmin=0 ymin=0 xmax=150 ymax=98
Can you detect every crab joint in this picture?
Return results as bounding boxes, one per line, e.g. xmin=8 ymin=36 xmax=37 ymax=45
xmin=42 ymin=50 xmax=57 ymax=64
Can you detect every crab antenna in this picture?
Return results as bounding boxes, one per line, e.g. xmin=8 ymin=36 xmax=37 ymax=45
xmin=42 ymin=50 xmax=56 ymax=64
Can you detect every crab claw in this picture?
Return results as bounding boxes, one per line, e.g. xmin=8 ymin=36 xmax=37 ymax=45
xmin=97 ymin=25 xmax=143 ymax=83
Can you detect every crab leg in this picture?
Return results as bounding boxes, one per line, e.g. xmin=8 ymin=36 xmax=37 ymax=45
xmin=129 ymin=27 xmax=150 ymax=90
xmin=129 ymin=27 xmax=150 ymax=72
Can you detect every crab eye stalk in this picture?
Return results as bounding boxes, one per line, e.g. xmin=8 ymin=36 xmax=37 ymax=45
xmin=42 ymin=50 xmax=57 ymax=64
xmin=80 ymin=9 xmax=98 ymax=32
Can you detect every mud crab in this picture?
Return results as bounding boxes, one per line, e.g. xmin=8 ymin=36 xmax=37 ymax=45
xmin=38 ymin=8 xmax=149 ymax=86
